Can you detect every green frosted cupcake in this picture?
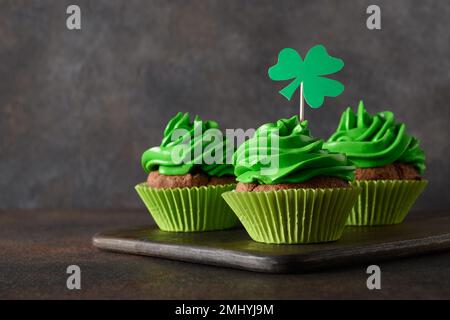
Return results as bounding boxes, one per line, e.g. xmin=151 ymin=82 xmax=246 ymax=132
xmin=222 ymin=116 xmax=361 ymax=244
xmin=324 ymin=101 xmax=427 ymax=226
xmin=136 ymin=112 xmax=238 ymax=232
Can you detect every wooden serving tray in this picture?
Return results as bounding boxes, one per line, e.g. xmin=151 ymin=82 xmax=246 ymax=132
xmin=93 ymin=215 xmax=450 ymax=273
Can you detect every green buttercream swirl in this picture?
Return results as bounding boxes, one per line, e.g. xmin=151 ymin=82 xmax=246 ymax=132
xmin=141 ymin=112 xmax=234 ymax=176
xmin=233 ymin=115 xmax=355 ymax=184
xmin=324 ymin=101 xmax=425 ymax=173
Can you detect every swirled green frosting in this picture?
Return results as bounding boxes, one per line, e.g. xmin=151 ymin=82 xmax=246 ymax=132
xmin=324 ymin=101 xmax=425 ymax=173
xmin=233 ymin=115 xmax=355 ymax=184
xmin=141 ymin=112 xmax=234 ymax=176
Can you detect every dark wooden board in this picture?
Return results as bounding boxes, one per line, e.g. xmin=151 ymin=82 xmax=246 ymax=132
xmin=93 ymin=215 xmax=450 ymax=273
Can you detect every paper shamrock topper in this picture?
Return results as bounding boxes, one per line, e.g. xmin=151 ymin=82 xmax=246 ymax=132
xmin=268 ymin=44 xmax=344 ymax=120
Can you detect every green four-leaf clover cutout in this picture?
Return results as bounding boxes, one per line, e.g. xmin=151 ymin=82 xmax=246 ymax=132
xmin=268 ymin=45 xmax=344 ymax=108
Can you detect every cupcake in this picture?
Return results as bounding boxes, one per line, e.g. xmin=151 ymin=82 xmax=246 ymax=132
xmin=222 ymin=115 xmax=361 ymax=244
xmin=324 ymin=101 xmax=427 ymax=226
xmin=135 ymin=112 xmax=239 ymax=232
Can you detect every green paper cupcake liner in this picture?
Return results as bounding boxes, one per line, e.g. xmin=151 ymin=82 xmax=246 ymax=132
xmin=347 ymin=180 xmax=428 ymax=226
xmin=135 ymin=183 xmax=238 ymax=232
xmin=222 ymin=187 xmax=361 ymax=244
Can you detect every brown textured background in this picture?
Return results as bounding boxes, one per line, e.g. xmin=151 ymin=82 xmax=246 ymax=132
xmin=1 ymin=0 xmax=449 ymax=210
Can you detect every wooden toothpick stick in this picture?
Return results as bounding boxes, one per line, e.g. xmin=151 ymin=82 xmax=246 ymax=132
xmin=299 ymin=82 xmax=304 ymax=121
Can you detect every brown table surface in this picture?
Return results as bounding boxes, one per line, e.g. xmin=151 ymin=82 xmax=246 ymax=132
xmin=1 ymin=210 xmax=450 ymax=299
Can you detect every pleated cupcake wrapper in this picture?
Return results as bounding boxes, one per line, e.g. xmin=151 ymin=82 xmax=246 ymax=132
xmin=347 ymin=180 xmax=428 ymax=226
xmin=222 ymin=187 xmax=361 ymax=244
xmin=135 ymin=183 xmax=238 ymax=232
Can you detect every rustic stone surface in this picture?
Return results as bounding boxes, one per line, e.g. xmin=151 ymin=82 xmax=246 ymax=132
xmin=1 ymin=210 xmax=450 ymax=299
xmin=93 ymin=216 xmax=450 ymax=273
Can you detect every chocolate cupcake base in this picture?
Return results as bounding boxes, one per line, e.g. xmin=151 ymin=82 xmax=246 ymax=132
xmin=236 ymin=176 xmax=349 ymax=192
xmin=147 ymin=171 xmax=236 ymax=189
xmin=355 ymin=163 xmax=421 ymax=181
